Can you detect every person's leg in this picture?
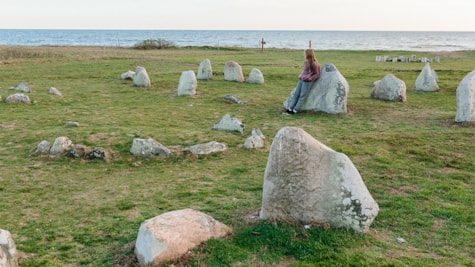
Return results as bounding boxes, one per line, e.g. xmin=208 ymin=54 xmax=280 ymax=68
xmin=293 ymin=81 xmax=312 ymax=112
xmin=288 ymin=80 xmax=303 ymax=110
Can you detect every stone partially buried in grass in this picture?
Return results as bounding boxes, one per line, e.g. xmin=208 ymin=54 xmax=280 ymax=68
xmin=212 ymin=113 xmax=244 ymax=134
xmin=260 ymin=127 xmax=379 ymax=233
xmin=5 ymin=93 xmax=31 ymax=104
xmin=130 ymin=138 xmax=172 ymax=158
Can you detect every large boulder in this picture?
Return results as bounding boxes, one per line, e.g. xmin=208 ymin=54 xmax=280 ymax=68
xmin=177 ymin=70 xmax=197 ymax=96
xmin=260 ymin=127 xmax=379 ymax=233
xmin=197 ymin=58 xmax=213 ymax=80
xmin=415 ymin=63 xmax=439 ymax=92
xmin=0 ymin=229 xmax=19 ymax=267
xmin=133 ymin=66 xmax=151 ymax=87
xmin=5 ymin=93 xmax=30 ymax=104
xmin=455 ymin=70 xmax=475 ymax=122
xmin=224 ymin=61 xmax=244 ymax=82
xmin=212 ymin=113 xmax=244 ymax=134
xmin=130 ymin=138 xmax=172 ymax=158
xmin=284 ymin=63 xmax=349 ymax=114
xmin=135 ymin=209 xmax=232 ymax=266
xmin=370 ymin=74 xmax=407 ymax=102
xmin=247 ymin=68 xmax=264 ymax=84
xmin=49 ymin=136 xmax=73 ymax=156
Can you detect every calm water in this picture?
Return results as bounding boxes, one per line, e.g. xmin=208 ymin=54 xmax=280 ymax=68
xmin=1 ymin=29 xmax=475 ymax=51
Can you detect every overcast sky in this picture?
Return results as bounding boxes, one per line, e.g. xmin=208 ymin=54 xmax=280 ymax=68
xmin=1 ymin=0 xmax=474 ymax=31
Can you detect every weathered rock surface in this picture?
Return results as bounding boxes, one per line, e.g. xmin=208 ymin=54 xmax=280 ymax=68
xmin=370 ymin=74 xmax=407 ymax=101
xmin=455 ymin=70 xmax=475 ymax=122
xmin=5 ymin=93 xmax=31 ymax=104
xmin=224 ymin=61 xmax=244 ymax=82
xmin=197 ymin=58 xmax=213 ymax=80
xmin=247 ymin=68 xmax=264 ymax=84
xmin=10 ymin=82 xmax=30 ymax=93
xmin=177 ymin=70 xmax=197 ymax=96
xmin=0 ymin=229 xmax=19 ymax=267
xmin=415 ymin=63 xmax=439 ymax=91
xmin=133 ymin=66 xmax=151 ymax=87
xmin=284 ymin=63 xmax=349 ymax=114
xmin=260 ymin=127 xmax=379 ymax=233
xmin=135 ymin=209 xmax=232 ymax=266
xmin=185 ymin=141 xmax=227 ymax=155
xmin=35 ymin=140 xmax=51 ymax=154
xmin=49 ymin=136 xmax=73 ymax=156
xmin=212 ymin=113 xmax=244 ymax=134
xmin=130 ymin=138 xmax=172 ymax=158
xmin=223 ymin=94 xmax=247 ymax=104
xmin=49 ymin=87 xmax=62 ymax=96
xmin=121 ymin=70 xmax=135 ymax=80
xmin=243 ymin=128 xmax=265 ymax=149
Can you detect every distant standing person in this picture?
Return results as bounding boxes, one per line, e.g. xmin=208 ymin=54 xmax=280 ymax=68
xmin=286 ymin=49 xmax=321 ymax=114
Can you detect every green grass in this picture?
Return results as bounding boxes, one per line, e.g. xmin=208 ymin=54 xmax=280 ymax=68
xmin=0 ymin=46 xmax=474 ymax=266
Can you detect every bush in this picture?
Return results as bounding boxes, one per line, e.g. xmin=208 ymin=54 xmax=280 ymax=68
xmin=133 ymin=38 xmax=176 ymax=50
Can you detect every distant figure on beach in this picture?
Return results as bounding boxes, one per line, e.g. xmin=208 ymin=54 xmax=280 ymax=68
xmin=286 ymin=49 xmax=321 ymax=114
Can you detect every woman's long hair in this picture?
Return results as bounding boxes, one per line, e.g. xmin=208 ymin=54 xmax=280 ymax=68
xmin=305 ymin=49 xmax=316 ymax=71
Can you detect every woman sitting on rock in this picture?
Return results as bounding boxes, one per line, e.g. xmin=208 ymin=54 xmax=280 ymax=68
xmin=286 ymin=49 xmax=321 ymax=114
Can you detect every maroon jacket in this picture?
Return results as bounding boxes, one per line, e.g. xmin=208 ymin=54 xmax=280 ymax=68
xmin=298 ymin=60 xmax=321 ymax=82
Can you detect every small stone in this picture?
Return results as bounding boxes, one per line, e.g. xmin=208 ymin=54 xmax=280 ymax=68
xmin=396 ymin=237 xmax=406 ymax=243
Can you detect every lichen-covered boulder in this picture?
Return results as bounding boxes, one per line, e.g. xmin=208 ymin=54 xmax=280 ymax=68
xmin=415 ymin=63 xmax=439 ymax=92
xmin=370 ymin=74 xmax=406 ymax=102
xmin=133 ymin=66 xmax=151 ymax=87
xmin=455 ymin=70 xmax=475 ymax=122
xmin=247 ymin=68 xmax=264 ymax=84
xmin=197 ymin=58 xmax=213 ymax=80
xmin=177 ymin=70 xmax=197 ymax=96
xmin=260 ymin=127 xmax=379 ymax=233
xmin=224 ymin=61 xmax=244 ymax=82
xmin=49 ymin=136 xmax=73 ymax=156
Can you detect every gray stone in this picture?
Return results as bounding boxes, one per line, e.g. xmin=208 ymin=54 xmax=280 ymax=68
xmin=121 ymin=70 xmax=135 ymax=80
xmin=247 ymin=68 xmax=264 ymax=84
xmin=415 ymin=63 xmax=439 ymax=91
xmin=135 ymin=209 xmax=231 ymax=267
xmin=10 ymin=82 xmax=30 ymax=93
xmin=370 ymin=74 xmax=407 ymax=102
xmin=284 ymin=63 xmax=349 ymax=114
xmin=243 ymin=128 xmax=265 ymax=149
xmin=212 ymin=113 xmax=244 ymax=134
xmin=223 ymin=94 xmax=247 ymax=104
xmin=260 ymin=127 xmax=379 ymax=233
xmin=224 ymin=61 xmax=244 ymax=82
xmin=130 ymin=138 xmax=172 ymax=158
xmin=35 ymin=140 xmax=51 ymax=154
xmin=177 ymin=70 xmax=197 ymax=96
xmin=49 ymin=136 xmax=73 ymax=156
xmin=133 ymin=66 xmax=151 ymax=87
xmin=85 ymin=147 xmax=110 ymax=161
xmin=197 ymin=58 xmax=213 ymax=80
xmin=65 ymin=121 xmax=79 ymax=127
xmin=0 ymin=229 xmax=18 ymax=267
xmin=185 ymin=141 xmax=227 ymax=155
xmin=455 ymin=70 xmax=475 ymax=122
xmin=5 ymin=93 xmax=30 ymax=104
xmin=49 ymin=87 xmax=62 ymax=96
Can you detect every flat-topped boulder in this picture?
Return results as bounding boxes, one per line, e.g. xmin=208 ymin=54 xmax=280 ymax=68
xmin=371 ymin=74 xmax=407 ymax=102
xmin=260 ymin=127 xmax=379 ymax=233
xmin=455 ymin=70 xmax=475 ymax=122
xmin=284 ymin=63 xmax=349 ymax=114
xmin=415 ymin=63 xmax=439 ymax=92
xmin=130 ymin=138 xmax=172 ymax=158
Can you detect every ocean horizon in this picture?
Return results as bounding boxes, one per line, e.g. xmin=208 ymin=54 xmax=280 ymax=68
xmin=1 ymin=29 xmax=475 ymax=51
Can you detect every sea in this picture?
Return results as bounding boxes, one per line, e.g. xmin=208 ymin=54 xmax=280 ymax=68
xmin=1 ymin=29 xmax=475 ymax=51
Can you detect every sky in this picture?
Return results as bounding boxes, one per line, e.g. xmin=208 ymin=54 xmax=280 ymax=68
xmin=1 ymin=0 xmax=474 ymax=31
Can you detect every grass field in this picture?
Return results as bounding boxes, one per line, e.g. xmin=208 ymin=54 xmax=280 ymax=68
xmin=0 ymin=46 xmax=474 ymax=266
